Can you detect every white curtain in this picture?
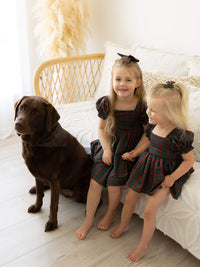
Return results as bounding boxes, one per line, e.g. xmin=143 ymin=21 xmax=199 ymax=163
xmin=0 ymin=0 xmax=31 ymax=140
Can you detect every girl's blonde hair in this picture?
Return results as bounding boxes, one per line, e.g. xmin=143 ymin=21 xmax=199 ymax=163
xmin=105 ymin=56 xmax=145 ymax=144
xmin=147 ymin=82 xmax=189 ymax=130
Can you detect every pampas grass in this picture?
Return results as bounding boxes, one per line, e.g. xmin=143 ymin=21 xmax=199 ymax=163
xmin=33 ymin=0 xmax=92 ymax=60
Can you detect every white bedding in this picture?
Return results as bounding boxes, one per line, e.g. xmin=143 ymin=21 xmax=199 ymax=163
xmin=57 ymin=100 xmax=200 ymax=260
xmin=56 ymin=100 xmax=98 ymax=153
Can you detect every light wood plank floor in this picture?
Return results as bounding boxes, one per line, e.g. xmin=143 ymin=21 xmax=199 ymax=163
xmin=0 ymin=135 xmax=200 ymax=267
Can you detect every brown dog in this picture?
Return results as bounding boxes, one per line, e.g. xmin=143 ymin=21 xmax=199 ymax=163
xmin=14 ymin=96 xmax=92 ymax=231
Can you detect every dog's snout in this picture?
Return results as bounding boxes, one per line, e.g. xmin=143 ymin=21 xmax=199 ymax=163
xmin=15 ymin=120 xmax=23 ymax=131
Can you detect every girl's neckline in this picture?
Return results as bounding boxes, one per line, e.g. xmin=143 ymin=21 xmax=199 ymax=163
xmin=114 ymin=100 xmax=141 ymax=112
xmin=151 ymin=125 xmax=178 ymax=139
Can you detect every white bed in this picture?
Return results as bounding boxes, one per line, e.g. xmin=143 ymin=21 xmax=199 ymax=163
xmin=35 ymin=41 xmax=200 ymax=260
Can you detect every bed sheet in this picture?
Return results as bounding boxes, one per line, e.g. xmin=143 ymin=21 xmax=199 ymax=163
xmin=56 ymin=100 xmax=98 ymax=154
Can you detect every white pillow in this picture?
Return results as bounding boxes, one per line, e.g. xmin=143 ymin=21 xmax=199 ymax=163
xmin=142 ymin=72 xmax=200 ymax=92
xmin=188 ymin=57 xmax=200 ymax=77
xmin=189 ymin=84 xmax=200 ymax=93
xmin=189 ymin=87 xmax=200 ymax=132
xmin=95 ymin=41 xmax=133 ymax=99
xmin=132 ymin=46 xmax=189 ymax=77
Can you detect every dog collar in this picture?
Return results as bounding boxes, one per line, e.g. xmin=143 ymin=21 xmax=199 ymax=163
xmin=38 ymin=123 xmax=67 ymax=147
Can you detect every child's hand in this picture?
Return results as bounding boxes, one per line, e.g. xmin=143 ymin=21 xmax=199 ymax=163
xmin=102 ymin=149 xmax=112 ymax=165
xmin=122 ymin=150 xmax=137 ymax=161
xmin=161 ymin=175 xmax=175 ymax=188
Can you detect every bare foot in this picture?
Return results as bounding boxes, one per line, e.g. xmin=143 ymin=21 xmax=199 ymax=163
xmin=97 ymin=213 xmax=114 ymax=230
xmin=126 ymin=245 xmax=149 ymax=262
xmin=75 ymin=220 xmax=93 ymax=240
xmin=110 ymin=225 xmax=128 ymax=238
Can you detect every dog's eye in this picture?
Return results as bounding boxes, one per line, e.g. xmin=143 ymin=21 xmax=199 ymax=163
xmin=19 ymin=105 xmax=24 ymax=111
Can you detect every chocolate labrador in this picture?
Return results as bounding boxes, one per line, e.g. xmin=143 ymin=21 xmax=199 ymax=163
xmin=14 ymin=96 xmax=92 ymax=231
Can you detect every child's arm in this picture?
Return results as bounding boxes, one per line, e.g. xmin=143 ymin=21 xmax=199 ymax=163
xmin=161 ymin=150 xmax=195 ymax=188
xmin=122 ymin=133 xmax=150 ymax=161
xmin=97 ymin=118 xmax=112 ymax=165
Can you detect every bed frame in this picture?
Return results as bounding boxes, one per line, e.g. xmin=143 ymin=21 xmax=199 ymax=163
xmin=34 ymin=53 xmax=105 ymax=105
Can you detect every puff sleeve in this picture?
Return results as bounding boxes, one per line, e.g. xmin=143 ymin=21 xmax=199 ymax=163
xmin=145 ymin=123 xmax=155 ymax=139
xmin=170 ymin=130 xmax=194 ymax=155
xmin=96 ymin=96 xmax=110 ymax=120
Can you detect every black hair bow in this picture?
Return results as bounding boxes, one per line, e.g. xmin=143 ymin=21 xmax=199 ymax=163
xmin=117 ymin=53 xmax=139 ymax=62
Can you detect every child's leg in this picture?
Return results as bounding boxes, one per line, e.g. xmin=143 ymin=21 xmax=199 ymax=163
xmin=110 ymin=188 xmax=141 ymax=238
xmin=97 ymin=185 xmax=122 ymax=230
xmin=126 ymin=187 xmax=170 ymax=262
xmin=75 ymin=179 xmax=103 ymax=240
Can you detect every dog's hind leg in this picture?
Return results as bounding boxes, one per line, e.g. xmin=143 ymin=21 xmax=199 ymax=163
xmin=45 ymin=179 xmax=60 ymax=232
xmin=28 ymin=178 xmax=45 ymax=213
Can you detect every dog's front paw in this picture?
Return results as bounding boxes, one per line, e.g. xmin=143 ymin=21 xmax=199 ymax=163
xmin=28 ymin=204 xmax=41 ymax=213
xmin=45 ymin=221 xmax=58 ymax=232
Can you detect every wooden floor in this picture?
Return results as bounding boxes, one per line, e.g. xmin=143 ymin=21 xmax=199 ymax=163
xmin=0 ymin=135 xmax=200 ymax=267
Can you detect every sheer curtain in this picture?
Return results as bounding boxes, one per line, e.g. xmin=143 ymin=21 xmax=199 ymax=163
xmin=0 ymin=0 xmax=30 ymax=139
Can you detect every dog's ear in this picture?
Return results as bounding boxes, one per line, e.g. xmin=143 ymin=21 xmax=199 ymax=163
xmin=45 ymin=103 xmax=60 ymax=132
xmin=14 ymin=96 xmax=27 ymax=120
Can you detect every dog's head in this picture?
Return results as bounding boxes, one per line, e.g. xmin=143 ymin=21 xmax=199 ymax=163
xmin=14 ymin=96 xmax=60 ymax=141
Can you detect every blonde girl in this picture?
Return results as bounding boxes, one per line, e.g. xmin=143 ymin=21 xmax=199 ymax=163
xmin=110 ymin=81 xmax=195 ymax=262
xmin=75 ymin=54 xmax=149 ymax=240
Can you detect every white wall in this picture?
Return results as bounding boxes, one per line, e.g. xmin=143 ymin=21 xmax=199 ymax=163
xmin=86 ymin=0 xmax=200 ymax=56
xmin=27 ymin=0 xmax=200 ymax=92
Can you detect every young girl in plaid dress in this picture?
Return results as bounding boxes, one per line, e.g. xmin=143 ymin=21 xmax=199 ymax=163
xmin=110 ymin=81 xmax=195 ymax=262
xmin=75 ymin=54 xmax=149 ymax=240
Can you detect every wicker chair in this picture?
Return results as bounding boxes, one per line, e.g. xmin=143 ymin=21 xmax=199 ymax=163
xmin=34 ymin=53 xmax=105 ymax=105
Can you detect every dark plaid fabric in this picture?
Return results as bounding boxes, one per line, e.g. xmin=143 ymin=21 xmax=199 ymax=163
xmin=38 ymin=123 xmax=67 ymax=147
xmin=127 ymin=123 xmax=194 ymax=199
xmin=91 ymin=96 xmax=148 ymax=187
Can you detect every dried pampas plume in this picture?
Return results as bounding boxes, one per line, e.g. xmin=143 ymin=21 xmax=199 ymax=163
xmin=33 ymin=0 xmax=92 ymax=60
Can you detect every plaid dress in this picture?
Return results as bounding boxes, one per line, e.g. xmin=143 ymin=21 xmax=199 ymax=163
xmin=91 ymin=96 xmax=148 ymax=187
xmin=127 ymin=123 xmax=194 ymax=199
